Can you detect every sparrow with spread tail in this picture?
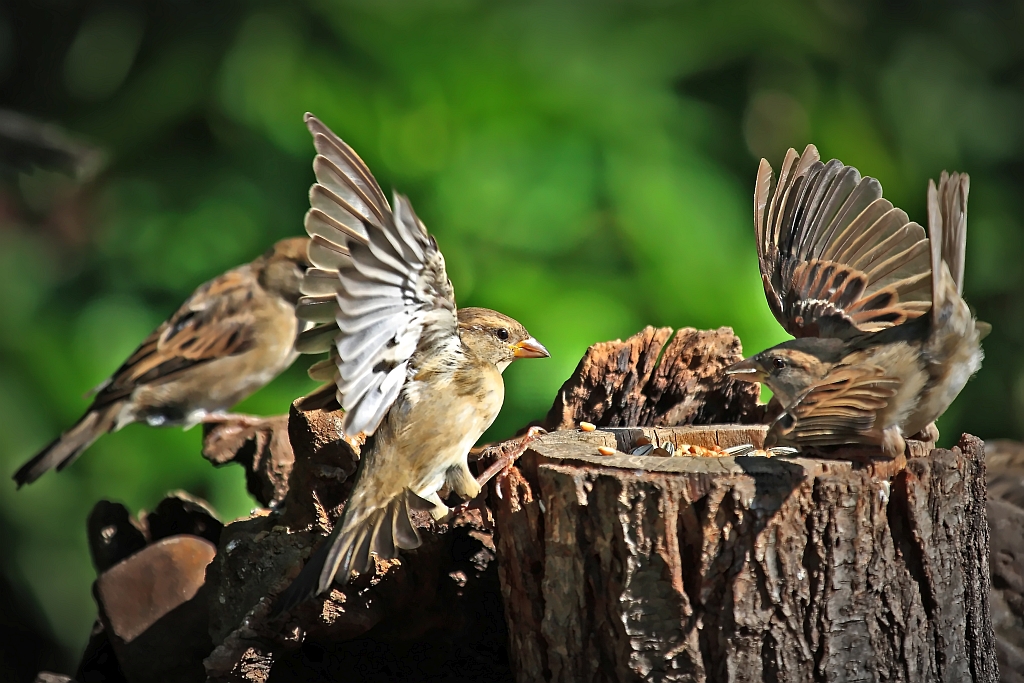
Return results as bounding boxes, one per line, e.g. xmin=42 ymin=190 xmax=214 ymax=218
xmin=13 ymin=237 xmax=312 ymax=486
xmin=726 ymin=145 xmax=985 ymax=457
xmin=273 ymin=114 xmax=548 ymax=613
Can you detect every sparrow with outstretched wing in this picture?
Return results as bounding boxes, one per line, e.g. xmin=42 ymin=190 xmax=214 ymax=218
xmin=274 ymin=114 xmax=548 ymax=612
xmin=727 ymin=145 xmax=985 ymax=456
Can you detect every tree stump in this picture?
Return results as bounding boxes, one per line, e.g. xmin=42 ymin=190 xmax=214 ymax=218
xmin=492 ymin=426 xmax=997 ymax=683
xmin=58 ymin=325 xmax=997 ymax=683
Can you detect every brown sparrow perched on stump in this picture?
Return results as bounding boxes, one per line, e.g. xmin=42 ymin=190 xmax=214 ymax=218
xmin=13 ymin=237 xmax=311 ymax=486
xmin=726 ymin=144 xmax=986 ymax=457
xmin=273 ymin=114 xmax=548 ymax=613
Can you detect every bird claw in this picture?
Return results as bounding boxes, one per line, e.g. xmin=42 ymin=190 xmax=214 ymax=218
xmin=474 ymin=426 xmax=547 ymax=492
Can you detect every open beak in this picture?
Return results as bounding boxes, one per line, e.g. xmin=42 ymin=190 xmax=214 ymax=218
xmin=725 ymin=358 xmax=766 ymax=382
xmin=512 ymin=336 xmax=550 ymax=359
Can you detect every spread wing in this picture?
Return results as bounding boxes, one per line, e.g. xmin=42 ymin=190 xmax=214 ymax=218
xmin=89 ymin=268 xmax=261 ymax=408
xmin=295 ymin=113 xmax=457 ymax=437
xmin=756 ymin=144 xmax=932 ymax=340
xmin=768 ymin=364 xmax=900 ymax=447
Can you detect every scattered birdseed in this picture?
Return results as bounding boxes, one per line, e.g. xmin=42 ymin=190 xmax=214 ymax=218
xmin=580 ymin=421 xmax=596 ymax=432
xmin=722 ymin=444 xmax=798 ymax=458
xmin=597 ymin=446 xmax=616 ymax=456
xmin=629 ymin=439 xmax=731 ymax=457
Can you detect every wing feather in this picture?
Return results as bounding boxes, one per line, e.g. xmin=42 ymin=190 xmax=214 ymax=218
xmin=755 ymin=145 xmax=931 ymax=339
xmin=88 ymin=268 xmax=263 ymax=408
xmin=768 ymin=364 xmax=900 ymax=447
xmin=296 ymin=323 xmax=336 ymax=354
xmin=308 ymin=234 xmax=351 ymax=271
xmin=300 ymin=267 xmax=342 ymax=296
xmin=298 ymin=113 xmax=458 ymax=436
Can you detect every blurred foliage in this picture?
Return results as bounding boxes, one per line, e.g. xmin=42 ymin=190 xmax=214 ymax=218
xmin=0 ymin=0 xmax=1023 ymax=665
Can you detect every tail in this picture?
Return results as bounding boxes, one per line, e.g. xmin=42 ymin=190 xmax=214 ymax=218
xmin=271 ymin=488 xmax=432 ymax=616
xmin=926 ymin=170 xmax=969 ymax=318
xmin=13 ymin=405 xmax=119 ymax=487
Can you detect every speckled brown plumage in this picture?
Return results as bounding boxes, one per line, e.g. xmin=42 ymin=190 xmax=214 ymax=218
xmin=13 ymin=237 xmax=311 ymax=486
xmin=728 ymin=146 xmax=984 ymax=456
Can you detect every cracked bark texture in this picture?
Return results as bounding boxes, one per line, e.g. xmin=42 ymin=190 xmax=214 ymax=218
xmin=542 ymin=326 xmax=763 ymax=431
xmin=493 ymin=427 xmax=997 ymax=683
xmin=200 ymin=405 xmax=513 ymax=683
xmin=986 ymin=439 xmax=1024 ymax=682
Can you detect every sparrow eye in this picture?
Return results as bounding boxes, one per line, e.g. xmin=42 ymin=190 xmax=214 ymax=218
xmin=496 ymin=328 xmax=510 ymax=341
xmin=772 ymin=357 xmax=786 ymax=370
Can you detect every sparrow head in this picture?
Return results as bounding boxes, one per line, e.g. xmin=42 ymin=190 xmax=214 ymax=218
xmin=725 ymin=338 xmax=846 ymax=407
xmin=258 ymin=237 xmax=312 ymax=304
xmin=457 ymin=307 xmax=549 ymax=372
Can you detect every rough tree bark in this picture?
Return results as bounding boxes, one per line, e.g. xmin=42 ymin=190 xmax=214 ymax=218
xmin=542 ymin=326 xmax=762 ymax=430
xmin=52 ymin=325 xmax=996 ymax=683
xmin=491 ymin=427 xmax=996 ymax=683
xmin=985 ymin=439 xmax=1024 ymax=683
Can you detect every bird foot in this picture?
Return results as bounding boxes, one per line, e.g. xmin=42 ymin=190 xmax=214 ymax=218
xmin=474 ymin=426 xmax=547 ymax=490
xmin=881 ymin=427 xmax=907 ymax=459
xmin=445 ymin=427 xmax=548 ymax=520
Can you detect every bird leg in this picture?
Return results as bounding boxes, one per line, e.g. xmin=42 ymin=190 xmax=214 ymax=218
xmin=446 ymin=462 xmax=482 ymax=501
xmin=422 ymin=491 xmax=450 ymax=521
xmin=446 ymin=426 xmax=547 ymax=518
xmin=881 ymin=426 xmax=907 ymax=459
xmin=475 ymin=426 xmax=547 ymax=490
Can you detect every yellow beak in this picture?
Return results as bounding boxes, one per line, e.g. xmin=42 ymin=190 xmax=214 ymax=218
xmin=725 ymin=357 xmax=767 ymax=382
xmin=512 ymin=336 xmax=550 ymax=359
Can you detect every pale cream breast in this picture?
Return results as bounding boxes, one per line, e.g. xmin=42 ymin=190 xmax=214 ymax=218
xmin=357 ymin=350 xmax=505 ymax=510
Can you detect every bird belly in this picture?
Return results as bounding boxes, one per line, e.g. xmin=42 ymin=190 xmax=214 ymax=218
xmin=123 ymin=314 xmax=299 ymax=429
xmin=354 ymin=369 xmax=504 ymax=511
xmin=905 ymin=324 xmax=983 ymax=436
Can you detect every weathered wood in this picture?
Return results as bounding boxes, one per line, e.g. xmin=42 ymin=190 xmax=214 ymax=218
xmin=202 ymin=416 xmax=293 ymax=508
xmin=542 ymin=326 xmax=763 ymax=431
xmin=986 ymin=439 xmax=1024 ymax=683
xmin=200 ymin=403 xmax=514 ymax=683
xmin=78 ymin=495 xmax=226 ymax=683
xmin=492 ymin=427 xmax=997 ymax=683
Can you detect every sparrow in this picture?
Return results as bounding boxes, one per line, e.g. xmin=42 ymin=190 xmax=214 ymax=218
xmin=273 ymin=113 xmax=548 ymax=613
xmin=13 ymin=237 xmax=312 ymax=486
xmin=726 ymin=144 xmax=985 ymax=457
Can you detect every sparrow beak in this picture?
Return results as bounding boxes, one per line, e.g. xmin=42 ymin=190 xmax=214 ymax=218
xmin=512 ymin=337 xmax=550 ymax=359
xmin=725 ymin=358 xmax=767 ymax=382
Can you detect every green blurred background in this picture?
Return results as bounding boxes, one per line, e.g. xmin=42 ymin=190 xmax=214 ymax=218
xmin=1 ymin=0 xmax=1022 ymax=675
